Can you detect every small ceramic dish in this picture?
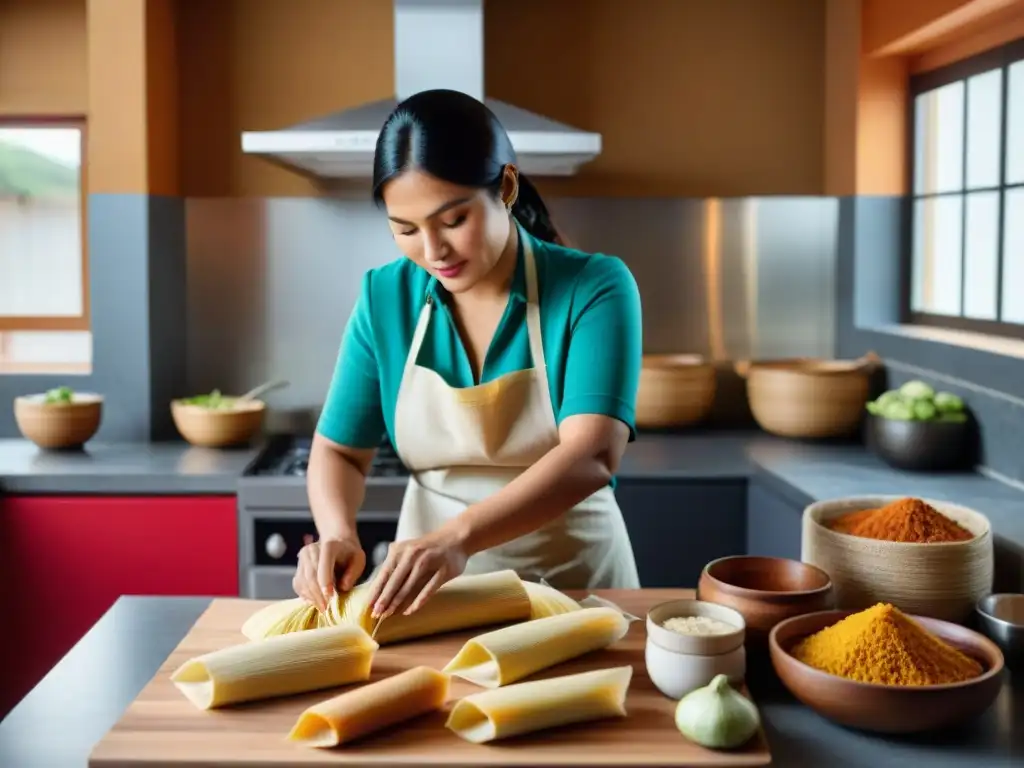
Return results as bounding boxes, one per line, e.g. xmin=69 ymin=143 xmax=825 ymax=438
xmin=645 ymin=599 xmax=747 ymax=699
xmin=646 ymin=598 xmax=745 ymax=656
xmin=645 ymin=641 xmax=746 ymax=700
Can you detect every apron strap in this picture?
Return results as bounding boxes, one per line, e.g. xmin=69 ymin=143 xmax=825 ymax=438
xmin=402 ymin=292 xmax=434 ymax=385
xmin=521 ymin=233 xmax=556 ymax=428
xmin=398 ymin=229 xmax=557 ymax=433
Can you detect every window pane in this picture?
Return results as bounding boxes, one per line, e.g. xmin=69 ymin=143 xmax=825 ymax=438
xmin=912 ymin=195 xmax=963 ymax=315
xmin=1002 ymin=188 xmax=1024 ymax=324
xmin=1007 ymin=61 xmax=1024 ymax=185
xmin=962 ymin=191 xmax=1000 ymax=319
xmin=0 ymin=331 xmax=91 ymax=373
xmin=0 ymin=127 xmax=84 ymax=318
xmin=965 ymin=69 xmax=1002 ymax=189
xmin=914 ymin=82 xmax=965 ymax=195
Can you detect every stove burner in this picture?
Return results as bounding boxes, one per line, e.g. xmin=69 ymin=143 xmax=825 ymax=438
xmin=282 ymin=455 xmax=309 ymax=477
xmin=256 ymin=435 xmax=409 ymax=478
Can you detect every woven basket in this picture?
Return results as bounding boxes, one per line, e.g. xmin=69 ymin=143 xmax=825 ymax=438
xmin=801 ymin=496 xmax=993 ymax=623
xmin=635 ymin=354 xmax=716 ymax=428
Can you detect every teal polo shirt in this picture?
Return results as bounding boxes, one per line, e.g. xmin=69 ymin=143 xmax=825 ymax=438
xmin=316 ymin=228 xmax=643 ymax=458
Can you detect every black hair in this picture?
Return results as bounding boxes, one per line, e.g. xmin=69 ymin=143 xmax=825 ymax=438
xmin=372 ymin=88 xmax=562 ymax=245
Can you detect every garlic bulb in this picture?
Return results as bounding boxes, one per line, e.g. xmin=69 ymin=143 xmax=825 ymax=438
xmin=674 ymin=674 xmax=760 ymax=749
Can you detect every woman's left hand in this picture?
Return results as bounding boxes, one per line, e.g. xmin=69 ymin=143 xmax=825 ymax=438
xmin=366 ymin=528 xmax=469 ymax=620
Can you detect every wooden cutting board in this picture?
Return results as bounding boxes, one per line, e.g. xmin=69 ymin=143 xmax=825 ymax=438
xmin=89 ymin=589 xmax=772 ymax=767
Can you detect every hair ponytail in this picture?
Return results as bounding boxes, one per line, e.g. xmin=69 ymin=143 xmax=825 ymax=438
xmin=510 ymin=173 xmax=562 ymax=246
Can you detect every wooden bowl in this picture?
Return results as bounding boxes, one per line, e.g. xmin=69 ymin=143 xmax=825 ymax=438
xmin=13 ymin=392 xmax=103 ymax=449
xmin=802 ymin=496 xmax=993 ymax=623
xmin=635 ymin=354 xmax=716 ymax=428
xmin=769 ymin=610 xmax=1005 ymax=734
xmin=739 ymin=357 xmax=878 ymax=439
xmin=170 ymin=399 xmax=265 ymax=447
xmin=697 ymin=555 xmax=835 ymax=650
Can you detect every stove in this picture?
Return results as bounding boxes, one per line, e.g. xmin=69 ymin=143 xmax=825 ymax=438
xmin=249 ymin=434 xmax=410 ymax=479
xmin=237 ymin=434 xmax=410 ymax=599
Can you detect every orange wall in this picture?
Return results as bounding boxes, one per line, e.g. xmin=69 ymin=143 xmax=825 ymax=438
xmin=484 ymin=0 xmax=826 ymax=199
xmin=3 ymin=0 xmax=827 ymax=198
xmin=177 ymin=0 xmax=394 ymax=198
xmin=826 ymin=0 xmax=1023 ymax=197
xmin=0 ymin=0 xmax=87 ymax=115
xmin=4 ymin=0 xmax=1021 ymax=200
xmin=177 ymin=0 xmax=828 ymax=198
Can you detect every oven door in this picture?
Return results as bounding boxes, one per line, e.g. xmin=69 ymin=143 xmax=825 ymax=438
xmin=247 ymin=513 xmax=397 ymax=600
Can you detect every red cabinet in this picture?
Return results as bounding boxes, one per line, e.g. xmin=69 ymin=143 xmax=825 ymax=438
xmin=0 ymin=495 xmax=238 ymax=719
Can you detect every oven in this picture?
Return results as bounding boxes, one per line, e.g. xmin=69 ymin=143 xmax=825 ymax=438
xmin=244 ymin=509 xmax=400 ymax=599
xmin=237 ymin=435 xmax=409 ymax=600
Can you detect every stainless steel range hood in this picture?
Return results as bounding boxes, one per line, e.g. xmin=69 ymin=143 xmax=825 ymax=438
xmin=240 ymin=0 xmax=602 ymax=179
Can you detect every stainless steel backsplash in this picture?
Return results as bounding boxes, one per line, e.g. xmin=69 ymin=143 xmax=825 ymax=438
xmin=185 ymin=196 xmax=839 ymax=415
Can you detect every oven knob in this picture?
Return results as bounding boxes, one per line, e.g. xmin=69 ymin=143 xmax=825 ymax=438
xmin=265 ymin=533 xmax=287 ymax=560
xmin=372 ymin=541 xmax=391 ymax=567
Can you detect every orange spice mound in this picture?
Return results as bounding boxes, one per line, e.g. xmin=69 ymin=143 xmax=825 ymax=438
xmin=791 ymin=603 xmax=983 ymax=685
xmin=827 ymin=497 xmax=974 ymax=543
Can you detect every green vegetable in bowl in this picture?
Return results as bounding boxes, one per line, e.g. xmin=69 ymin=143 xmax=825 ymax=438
xmin=180 ymin=389 xmax=238 ymax=410
xmin=43 ymin=386 xmax=75 ymax=405
xmin=934 ymin=391 xmax=964 ymax=413
xmin=899 ymin=380 xmax=935 ymax=400
xmin=913 ymin=399 xmax=937 ymax=421
xmin=865 ymin=379 xmax=967 ymax=423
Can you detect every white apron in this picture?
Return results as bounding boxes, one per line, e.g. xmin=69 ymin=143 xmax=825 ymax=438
xmin=392 ymin=232 xmax=641 ymax=590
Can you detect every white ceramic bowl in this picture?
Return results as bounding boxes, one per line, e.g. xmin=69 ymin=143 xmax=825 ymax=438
xmin=646 ymin=598 xmax=746 ymax=655
xmin=644 ymin=598 xmax=747 ymax=699
xmin=645 ymin=641 xmax=746 ymax=700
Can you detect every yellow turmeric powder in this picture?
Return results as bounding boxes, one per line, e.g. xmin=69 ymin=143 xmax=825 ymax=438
xmin=791 ymin=603 xmax=983 ymax=685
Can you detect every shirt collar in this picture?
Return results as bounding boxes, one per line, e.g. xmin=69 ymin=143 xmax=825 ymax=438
xmin=425 ymin=221 xmax=531 ymax=304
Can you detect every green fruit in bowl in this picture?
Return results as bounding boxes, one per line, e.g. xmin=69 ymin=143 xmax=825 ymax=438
xmin=865 ymin=380 xmax=966 ymax=423
xmin=898 ymin=380 xmax=935 ymax=400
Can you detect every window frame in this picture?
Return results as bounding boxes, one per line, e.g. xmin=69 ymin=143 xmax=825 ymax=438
xmin=903 ymin=37 xmax=1024 ymax=340
xmin=0 ymin=115 xmax=89 ymax=333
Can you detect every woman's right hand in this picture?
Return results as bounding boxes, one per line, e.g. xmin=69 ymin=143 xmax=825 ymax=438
xmin=293 ymin=536 xmax=367 ymax=611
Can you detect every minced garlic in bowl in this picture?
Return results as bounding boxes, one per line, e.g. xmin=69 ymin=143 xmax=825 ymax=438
xmin=662 ymin=615 xmax=737 ymax=636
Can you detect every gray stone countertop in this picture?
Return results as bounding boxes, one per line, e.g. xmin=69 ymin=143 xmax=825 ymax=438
xmin=0 ymin=595 xmax=1020 ymax=768
xmin=0 ymin=438 xmax=262 ymax=494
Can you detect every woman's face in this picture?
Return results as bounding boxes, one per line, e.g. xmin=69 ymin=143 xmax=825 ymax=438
xmin=381 ymin=168 xmax=515 ymax=294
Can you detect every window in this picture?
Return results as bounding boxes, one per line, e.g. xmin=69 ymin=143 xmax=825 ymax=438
xmin=0 ymin=118 xmax=91 ymax=373
xmin=907 ymin=38 xmax=1024 ymax=338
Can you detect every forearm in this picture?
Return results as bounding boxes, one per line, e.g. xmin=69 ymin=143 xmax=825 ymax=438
xmin=306 ymin=438 xmax=370 ymax=540
xmin=443 ymin=442 xmax=614 ymax=556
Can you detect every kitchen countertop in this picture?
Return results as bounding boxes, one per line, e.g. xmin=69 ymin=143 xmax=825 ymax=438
xmin=2 ymin=431 xmax=1023 ymax=550
xmin=0 ymin=439 xmax=262 ymax=494
xmin=0 ymin=595 xmax=1020 ymax=768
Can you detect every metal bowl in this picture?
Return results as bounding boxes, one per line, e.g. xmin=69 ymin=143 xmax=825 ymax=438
xmin=976 ymin=594 xmax=1024 ymax=665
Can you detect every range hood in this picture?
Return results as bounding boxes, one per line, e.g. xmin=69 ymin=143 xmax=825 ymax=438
xmin=241 ymin=0 xmax=602 ymax=179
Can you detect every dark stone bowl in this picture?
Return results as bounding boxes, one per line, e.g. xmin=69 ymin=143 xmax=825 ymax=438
xmin=864 ymin=412 xmax=977 ymax=472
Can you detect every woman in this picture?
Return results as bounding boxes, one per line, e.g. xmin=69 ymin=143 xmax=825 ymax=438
xmin=293 ymin=88 xmax=643 ymax=622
